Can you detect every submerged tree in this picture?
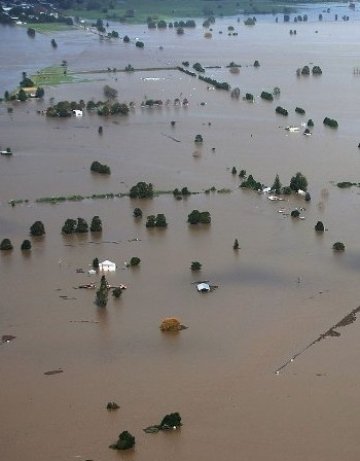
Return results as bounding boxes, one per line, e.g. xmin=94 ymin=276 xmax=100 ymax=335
xmin=30 ymin=221 xmax=45 ymax=237
xmin=0 ymin=238 xmax=13 ymax=251
xmin=290 ymin=172 xmax=308 ymax=192
xmin=191 ymin=261 xmax=202 ymax=271
xmin=21 ymin=239 xmax=32 ymax=251
xmin=96 ymin=275 xmax=108 ymax=307
xmin=62 ymin=218 xmax=77 ymax=234
xmin=90 ymin=216 xmax=102 ymax=233
xmin=233 ymin=239 xmax=240 ymax=250
xmin=315 ymin=221 xmax=325 ymax=232
xmin=271 ymin=174 xmax=282 ymax=194
xmin=109 ymin=431 xmax=135 ymax=450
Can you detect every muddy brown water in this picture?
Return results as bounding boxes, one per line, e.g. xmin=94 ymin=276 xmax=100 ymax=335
xmin=2 ymin=13 xmax=360 ymax=461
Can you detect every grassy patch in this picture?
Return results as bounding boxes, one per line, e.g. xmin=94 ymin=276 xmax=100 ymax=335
xmin=26 ymin=22 xmax=75 ymax=33
xmin=64 ymin=0 xmax=291 ymax=24
xmin=31 ymin=66 xmax=74 ymax=86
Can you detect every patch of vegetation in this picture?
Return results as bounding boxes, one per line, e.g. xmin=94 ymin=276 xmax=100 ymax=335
xmin=323 ymin=117 xmax=338 ymax=128
xmin=337 ymin=181 xmax=355 ymax=188
xmin=129 ymin=256 xmax=141 ymax=266
xmin=0 ymin=238 xmax=13 ymax=251
xmin=191 ymin=261 xmax=202 ymax=271
xmin=96 ymin=275 xmax=108 ymax=307
xmin=290 ymin=172 xmax=308 ymax=192
xmin=146 ymin=214 xmax=167 ymax=227
xmin=260 ymin=91 xmax=273 ymax=101
xmin=30 ymin=221 xmax=45 ymax=237
xmin=187 ymin=210 xmax=211 ymax=224
xmin=129 ymin=182 xmax=154 ymax=199
xmin=90 ymin=161 xmax=111 ymax=175
xmin=315 ymin=221 xmax=325 ymax=232
xmin=109 ymin=431 xmax=135 ymax=450
xmin=240 ymin=174 xmax=262 ymax=191
xmin=333 ymin=242 xmax=345 ymax=251
xmin=275 ymin=106 xmax=288 ymax=116
xmin=295 ymin=107 xmax=305 ymax=114
xmin=32 ymin=66 xmax=74 ymax=87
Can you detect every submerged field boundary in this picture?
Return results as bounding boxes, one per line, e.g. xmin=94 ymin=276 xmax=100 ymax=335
xmin=274 ymin=306 xmax=360 ymax=375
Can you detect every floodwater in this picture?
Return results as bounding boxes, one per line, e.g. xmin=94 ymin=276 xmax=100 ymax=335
xmin=2 ymin=6 xmax=360 ymax=460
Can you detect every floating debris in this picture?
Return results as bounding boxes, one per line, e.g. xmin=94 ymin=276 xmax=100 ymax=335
xmin=2 ymin=335 xmax=16 ymax=343
xmin=44 ymin=368 xmax=63 ymax=376
xmin=144 ymin=412 xmax=182 ymax=433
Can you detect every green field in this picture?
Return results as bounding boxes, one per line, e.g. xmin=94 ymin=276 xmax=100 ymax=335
xmin=31 ymin=66 xmax=74 ymax=86
xmin=64 ymin=0 xmax=295 ymax=23
xmin=26 ymin=22 xmax=75 ymax=33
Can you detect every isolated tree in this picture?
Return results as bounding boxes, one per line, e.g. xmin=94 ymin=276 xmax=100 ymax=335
xmin=271 ymin=174 xmax=282 ymax=194
xmin=315 ymin=221 xmax=325 ymax=232
xmin=92 ymin=257 xmax=99 ymax=269
xmin=233 ymin=239 xmax=240 ymax=250
xmin=21 ymin=239 xmax=32 ymax=250
xmin=290 ymin=172 xmax=308 ymax=192
xmin=62 ymin=218 xmax=77 ymax=234
xmin=231 ymin=166 xmax=237 ymax=175
xmin=109 ymin=431 xmax=135 ymax=450
xmin=90 ymin=216 xmax=102 ymax=232
xmin=133 ymin=208 xmax=143 ymax=218
xmin=191 ymin=261 xmax=202 ymax=271
xmin=155 ymin=214 xmax=167 ymax=227
xmin=35 ymin=87 xmax=45 ymax=98
xmin=0 ymin=238 xmax=13 ymax=250
xmin=333 ymin=242 xmax=345 ymax=251
xmin=30 ymin=221 xmax=45 ymax=236
xmin=112 ymin=287 xmax=122 ymax=298
xmin=76 ymin=218 xmax=89 ymax=233
xmin=146 ymin=215 xmax=156 ymax=228
xmin=129 ymin=257 xmax=141 ymax=266
xmin=291 ymin=209 xmax=300 ymax=218
xmin=103 ymin=84 xmax=117 ymax=100
xmin=96 ymin=275 xmax=108 ymax=307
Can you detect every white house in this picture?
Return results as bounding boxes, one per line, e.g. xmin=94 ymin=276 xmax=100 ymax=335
xmin=99 ymin=260 xmax=116 ymax=272
xmin=196 ymin=283 xmax=210 ymax=293
xmin=73 ymin=109 xmax=83 ymax=117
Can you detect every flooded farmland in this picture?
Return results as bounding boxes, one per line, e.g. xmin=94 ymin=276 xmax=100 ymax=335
xmin=2 ymin=7 xmax=360 ymax=460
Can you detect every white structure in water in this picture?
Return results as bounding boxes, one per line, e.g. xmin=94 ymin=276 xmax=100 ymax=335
xmin=99 ymin=260 xmax=116 ymax=272
xmin=73 ymin=109 xmax=83 ymax=117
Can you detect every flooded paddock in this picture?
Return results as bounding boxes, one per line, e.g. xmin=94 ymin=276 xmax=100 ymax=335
xmin=2 ymin=8 xmax=360 ymax=460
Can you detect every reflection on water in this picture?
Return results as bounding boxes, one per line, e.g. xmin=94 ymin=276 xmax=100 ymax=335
xmin=2 ymin=11 xmax=360 ymax=461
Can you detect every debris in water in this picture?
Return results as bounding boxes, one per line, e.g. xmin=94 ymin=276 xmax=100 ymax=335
xmin=2 ymin=335 xmax=16 ymax=343
xmin=44 ymin=368 xmax=63 ymax=376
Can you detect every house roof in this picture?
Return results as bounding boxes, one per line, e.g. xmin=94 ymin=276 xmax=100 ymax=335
xmin=100 ymin=260 xmax=116 ymax=266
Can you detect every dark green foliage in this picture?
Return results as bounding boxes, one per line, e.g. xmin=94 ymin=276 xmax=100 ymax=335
xmin=30 ymin=221 xmax=45 ymax=237
xmin=103 ymin=84 xmax=117 ymax=99
xmin=307 ymin=119 xmax=314 ymax=127
xmin=291 ymin=209 xmax=300 ymax=218
xmin=112 ymin=287 xmax=122 ymax=298
xmin=194 ymin=134 xmax=203 ymax=143
xmin=245 ymin=93 xmax=254 ymax=101
xmin=146 ymin=215 xmax=156 ymax=228
xmin=275 ymin=106 xmax=288 ymax=116
xmin=90 ymin=216 xmax=102 ymax=232
xmin=160 ymin=412 xmax=182 ymax=428
xmin=51 ymin=38 xmax=58 ymax=48
xmin=301 ymin=65 xmax=310 ymax=75
xmin=187 ymin=210 xmax=211 ymax=224
xmin=93 ymin=257 xmax=99 ymax=269
xmin=239 ymin=169 xmax=247 ymax=178
xmin=157 ymin=20 xmax=167 ymax=28
xmin=96 ymin=275 xmax=108 ymax=307
xmin=337 ymin=181 xmax=354 ymax=188
xmin=35 ymin=87 xmax=45 ymax=98
xmin=290 ymin=172 xmax=308 ymax=192
xmin=18 ymin=89 xmax=27 ymax=102
xmin=109 ymin=431 xmax=135 ymax=450
xmin=0 ymin=238 xmax=13 ymax=251
xmin=305 ymin=192 xmax=311 ymax=201
xmin=271 ymin=174 xmax=282 ymax=194
xmin=260 ymin=91 xmax=273 ymax=101
xmin=323 ymin=117 xmax=338 ymax=128
xmin=27 ymin=27 xmax=36 ymax=37
xmin=90 ymin=161 xmax=111 ymax=175
xmin=312 ymin=65 xmax=322 ymax=75
xmin=133 ymin=208 xmax=143 ymax=218
xmin=176 ymin=27 xmax=184 ymax=35
xmin=129 ymin=182 xmax=153 ymax=199
xmin=191 ymin=261 xmax=202 ymax=271
xmin=21 ymin=239 xmax=32 ymax=251
xmin=193 ymin=62 xmax=205 ymax=73
xmin=98 ymin=126 xmax=103 ymax=134
xmin=62 ymin=218 xmax=77 ymax=234
xmin=20 ymin=73 xmax=34 ymax=88
xmin=240 ymin=174 xmax=262 ymax=191
xmin=135 ymin=40 xmax=144 ymax=48
xmin=233 ymin=239 xmax=240 ymax=250
xmin=198 ymin=74 xmax=230 ymax=90
xmin=129 ymin=256 xmax=141 ymax=266
xmin=46 ymin=100 xmax=73 ymax=117
xmin=231 ymin=87 xmax=240 ymax=98
xmin=295 ymin=107 xmax=305 ymax=115
xmin=315 ymin=221 xmax=325 ymax=232
xmin=244 ymin=17 xmax=256 ymax=25
xmin=106 ymin=401 xmax=120 ymax=410
xmin=231 ymin=166 xmax=237 ymax=175
xmin=182 ymin=61 xmax=189 ymax=67
xmin=282 ymin=186 xmax=292 ymax=195
xmin=125 ymin=64 xmax=134 ymax=72
xmin=146 ymin=214 xmax=167 ymax=228
xmin=76 ymin=218 xmax=89 ymax=233
xmin=333 ymin=242 xmax=345 ymax=251
xmin=123 ymin=35 xmax=130 ymax=43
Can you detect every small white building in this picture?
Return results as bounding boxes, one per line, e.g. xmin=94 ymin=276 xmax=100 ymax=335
xmin=73 ymin=109 xmax=83 ymax=117
xmin=99 ymin=260 xmax=116 ymax=272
